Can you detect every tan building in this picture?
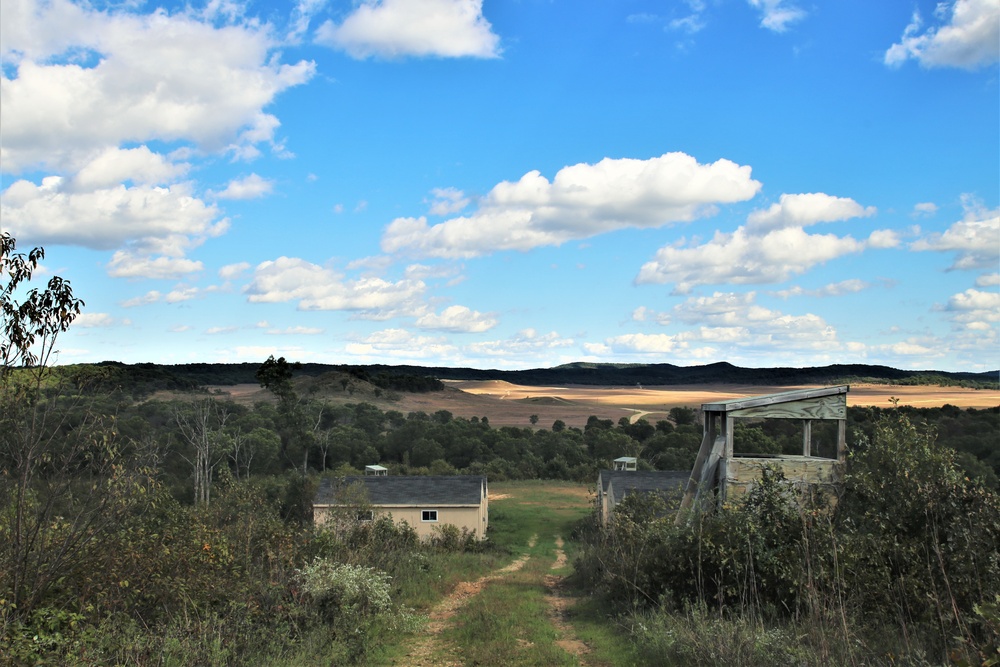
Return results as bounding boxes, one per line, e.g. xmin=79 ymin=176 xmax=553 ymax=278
xmin=313 ymin=475 xmax=489 ymax=541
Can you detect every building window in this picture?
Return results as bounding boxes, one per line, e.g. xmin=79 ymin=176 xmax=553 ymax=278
xmin=357 ymin=510 xmax=374 ymax=522
xmin=421 ymin=510 xmax=438 ymax=522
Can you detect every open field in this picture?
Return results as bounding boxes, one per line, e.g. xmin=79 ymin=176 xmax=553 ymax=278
xmin=204 ymin=380 xmax=999 ymax=430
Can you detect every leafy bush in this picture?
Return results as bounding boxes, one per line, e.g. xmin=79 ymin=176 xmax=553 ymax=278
xmin=297 ymin=559 xmax=394 ymax=623
xmin=575 ymin=412 xmax=1000 ymax=662
xmin=430 ymin=523 xmax=483 ymax=552
xmin=295 ymin=559 xmax=417 ymax=659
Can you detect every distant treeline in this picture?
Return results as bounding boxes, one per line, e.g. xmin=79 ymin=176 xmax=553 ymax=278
xmin=55 ymin=360 xmax=1000 ymax=393
xmin=39 ymin=362 xmax=446 ymax=399
xmin=339 ymin=365 xmax=444 ymax=393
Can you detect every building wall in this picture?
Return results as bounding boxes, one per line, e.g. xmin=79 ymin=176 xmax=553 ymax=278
xmin=315 ymin=502 xmax=488 ymax=540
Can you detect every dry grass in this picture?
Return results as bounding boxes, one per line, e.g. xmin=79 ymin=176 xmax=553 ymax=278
xmin=193 ymin=380 xmax=998 ymax=429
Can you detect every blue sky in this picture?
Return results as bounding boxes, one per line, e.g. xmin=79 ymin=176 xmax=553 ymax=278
xmin=2 ymin=0 xmax=998 ymax=372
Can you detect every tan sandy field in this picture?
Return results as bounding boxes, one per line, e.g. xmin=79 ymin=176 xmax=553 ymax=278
xmin=439 ymin=381 xmax=999 ymax=428
xmin=205 ymin=380 xmax=998 ymax=430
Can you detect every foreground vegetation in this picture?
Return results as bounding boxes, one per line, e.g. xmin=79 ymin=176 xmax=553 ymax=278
xmin=575 ymin=412 xmax=1000 ymax=666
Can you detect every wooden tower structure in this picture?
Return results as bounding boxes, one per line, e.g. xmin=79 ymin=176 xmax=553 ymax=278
xmin=676 ymin=385 xmax=849 ymax=521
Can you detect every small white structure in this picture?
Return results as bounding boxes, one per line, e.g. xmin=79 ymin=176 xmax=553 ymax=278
xmin=364 ymin=464 xmax=388 ymax=476
xmin=612 ymin=456 xmax=637 ymax=471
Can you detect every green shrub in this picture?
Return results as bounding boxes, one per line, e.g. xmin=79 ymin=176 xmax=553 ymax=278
xmin=295 ymin=558 xmax=417 ymax=660
xmin=430 ymin=523 xmax=482 ymax=552
xmin=575 ymin=412 xmax=1000 ymax=662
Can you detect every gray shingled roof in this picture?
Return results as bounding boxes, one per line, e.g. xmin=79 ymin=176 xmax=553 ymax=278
xmin=315 ymin=475 xmax=486 ymax=506
xmin=600 ymin=470 xmax=689 ymax=504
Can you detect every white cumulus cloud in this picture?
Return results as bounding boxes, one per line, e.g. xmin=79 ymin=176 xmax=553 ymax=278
xmin=211 ymin=174 xmax=275 ymax=200
xmin=637 ymin=190 xmax=885 ymax=292
xmin=1 ymin=176 xmax=225 ymax=255
xmin=466 ymin=329 xmax=575 ymax=359
xmin=911 ymin=198 xmax=1000 ymax=270
xmin=316 ymin=0 xmax=501 ymax=59
xmin=69 ymin=146 xmax=189 ymax=191
xmin=382 ymin=153 xmax=761 ymax=259
xmin=245 ymin=256 xmax=427 ymax=319
xmin=219 ymin=262 xmax=252 ymax=281
xmin=772 ymin=279 xmax=878 ymax=299
xmin=636 ymin=227 xmax=867 ymax=293
xmin=121 ymin=290 xmax=162 ymax=307
xmin=415 ymin=305 xmax=498 ymax=333
xmin=74 ymin=312 xmax=130 ymax=328
xmin=345 ymin=329 xmax=458 ymax=361
xmin=746 ymin=193 xmax=875 ymax=233
xmin=885 ymin=0 xmax=1000 ymax=70
xmin=975 ymin=273 xmax=1000 ymax=287
xmin=107 ymin=252 xmax=204 ymax=279
xmin=945 ymin=288 xmax=1000 ymax=326
xmin=0 ymin=0 xmax=312 ymax=279
xmin=602 ymin=291 xmax=840 ymax=359
xmin=428 ymin=187 xmax=471 ymax=216
xmin=748 ymin=0 xmax=806 ymax=32
xmin=1 ymin=0 xmax=315 ymax=173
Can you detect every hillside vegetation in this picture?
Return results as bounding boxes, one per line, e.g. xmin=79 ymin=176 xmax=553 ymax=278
xmin=48 ymin=359 xmax=1000 ymax=397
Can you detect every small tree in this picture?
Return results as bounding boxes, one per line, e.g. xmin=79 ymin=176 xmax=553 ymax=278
xmin=1 ymin=233 xmax=156 ymax=630
xmin=1 ymin=232 xmax=83 ymax=373
xmin=256 ymin=355 xmax=309 ymax=472
xmin=173 ymin=399 xmax=231 ymax=505
xmin=668 ymin=406 xmax=696 ymax=426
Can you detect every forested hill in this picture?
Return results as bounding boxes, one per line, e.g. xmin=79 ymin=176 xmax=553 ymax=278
xmin=76 ymin=360 xmax=998 ymax=393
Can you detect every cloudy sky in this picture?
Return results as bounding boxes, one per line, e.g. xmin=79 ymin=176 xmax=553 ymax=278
xmin=2 ymin=0 xmax=998 ymax=372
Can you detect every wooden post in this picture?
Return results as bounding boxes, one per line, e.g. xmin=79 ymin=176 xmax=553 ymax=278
xmin=724 ymin=416 xmax=734 ymax=459
xmin=802 ymin=419 xmax=812 ymax=457
xmin=676 ymin=411 xmax=717 ymax=522
xmin=837 ymin=419 xmax=847 ymax=462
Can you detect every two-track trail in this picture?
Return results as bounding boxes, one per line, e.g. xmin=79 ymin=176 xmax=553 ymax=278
xmin=395 ymin=537 xmax=537 ymax=666
xmin=390 ymin=482 xmax=602 ymax=666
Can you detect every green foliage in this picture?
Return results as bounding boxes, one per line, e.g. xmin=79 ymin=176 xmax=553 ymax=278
xmin=337 ymin=365 xmax=445 ymax=393
xmin=576 ymin=412 xmax=1000 ymax=663
xmin=297 ymin=558 xmax=392 ymax=633
xmin=631 ymin=603 xmax=812 ymax=667
xmin=839 ymin=412 xmax=1000 ymax=637
xmin=1 ymin=232 xmax=84 ymax=372
xmin=430 ymin=523 xmax=483 ymax=552
xmin=732 ymin=422 xmax=781 ymax=455
xmin=668 ymin=406 xmax=697 ymax=426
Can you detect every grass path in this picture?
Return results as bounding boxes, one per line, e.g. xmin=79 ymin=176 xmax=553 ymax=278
xmin=544 ymin=536 xmax=593 ymax=665
xmin=385 ymin=482 xmax=640 ymax=666
xmin=394 ymin=538 xmax=537 ymax=666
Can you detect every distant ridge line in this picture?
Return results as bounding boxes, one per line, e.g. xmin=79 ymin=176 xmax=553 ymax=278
xmin=88 ymin=360 xmax=999 ymax=390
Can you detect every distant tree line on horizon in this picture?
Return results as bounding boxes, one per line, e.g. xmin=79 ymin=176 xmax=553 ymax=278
xmin=37 ymin=359 xmax=998 ymax=397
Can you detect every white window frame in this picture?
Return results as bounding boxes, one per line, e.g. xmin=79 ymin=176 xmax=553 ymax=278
xmin=357 ymin=510 xmax=374 ymax=522
xmin=421 ymin=509 xmax=439 ymax=522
